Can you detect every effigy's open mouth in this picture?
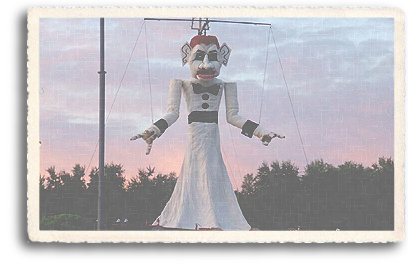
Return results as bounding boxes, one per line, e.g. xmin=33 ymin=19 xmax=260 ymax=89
xmin=196 ymin=68 xmax=216 ymax=79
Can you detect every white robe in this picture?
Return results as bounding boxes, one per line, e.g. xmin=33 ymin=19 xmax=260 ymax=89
xmin=152 ymin=78 xmax=251 ymax=230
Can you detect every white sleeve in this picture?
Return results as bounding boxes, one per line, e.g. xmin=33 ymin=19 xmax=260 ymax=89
xmin=224 ymin=82 xmax=269 ymax=139
xmin=151 ymin=79 xmax=182 ymax=135
xmin=224 ymin=82 xmax=247 ymax=129
xmin=162 ymin=79 xmax=182 ymax=127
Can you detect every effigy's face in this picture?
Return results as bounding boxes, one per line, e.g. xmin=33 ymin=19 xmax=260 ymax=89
xmin=188 ymin=43 xmax=223 ymax=80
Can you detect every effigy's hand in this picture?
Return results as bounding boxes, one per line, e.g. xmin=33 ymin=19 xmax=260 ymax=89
xmin=261 ymin=132 xmax=285 ymax=146
xmin=253 ymin=125 xmax=285 ymax=146
xmin=130 ymin=125 xmax=161 ymax=155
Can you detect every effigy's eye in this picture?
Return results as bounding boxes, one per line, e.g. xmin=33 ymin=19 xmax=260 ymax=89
xmin=194 ymin=53 xmax=205 ymax=61
xmin=208 ymin=53 xmax=218 ymax=61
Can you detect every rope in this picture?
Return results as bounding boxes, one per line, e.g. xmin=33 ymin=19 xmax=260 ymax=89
xmin=271 ymin=29 xmax=309 ymax=165
xmin=144 ymin=22 xmax=154 ymax=123
xmin=85 ymin=141 xmax=100 ymax=178
xmin=258 ymin=26 xmax=272 ymax=124
xmin=105 ymin=20 xmax=145 ymax=123
xmin=84 ymin=21 xmax=145 ymax=177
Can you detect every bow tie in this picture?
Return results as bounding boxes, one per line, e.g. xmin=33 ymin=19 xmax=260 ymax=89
xmin=192 ymin=83 xmax=220 ymax=96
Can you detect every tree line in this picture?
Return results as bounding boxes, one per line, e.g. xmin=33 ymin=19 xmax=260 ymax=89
xmin=40 ymin=158 xmax=393 ymax=230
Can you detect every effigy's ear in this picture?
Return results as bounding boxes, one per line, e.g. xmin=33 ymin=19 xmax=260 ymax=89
xmin=219 ymin=43 xmax=232 ymax=66
xmin=180 ymin=42 xmax=192 ymax=66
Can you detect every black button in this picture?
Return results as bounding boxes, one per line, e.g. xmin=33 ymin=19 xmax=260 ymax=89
xmin=202 ymin=103 xmax=209 ymax=109
xmin=202 ymin=94 xmax=209 ymax=100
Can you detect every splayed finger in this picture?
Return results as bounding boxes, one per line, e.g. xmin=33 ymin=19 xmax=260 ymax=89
xmin=275 ymin=134 xmax=285 ymax=139
xmin=130 ymin=134 xmax=144 ymax=141
xmin=146 ymin=142 xmax=153 ymax=155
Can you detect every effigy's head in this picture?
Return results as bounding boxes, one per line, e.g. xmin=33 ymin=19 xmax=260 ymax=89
xmin=180 ymin=35 xmax=231 ymax=80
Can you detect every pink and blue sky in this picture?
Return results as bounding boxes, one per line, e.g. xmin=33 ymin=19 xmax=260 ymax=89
xmin=39 ymin=17 xmax=394 ymax=189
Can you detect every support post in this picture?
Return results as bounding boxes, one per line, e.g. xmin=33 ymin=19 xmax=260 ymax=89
xmin=97 ymin=17 xmax=107 ymax=231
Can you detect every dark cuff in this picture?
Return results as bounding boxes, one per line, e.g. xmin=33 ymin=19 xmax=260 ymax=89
xmin=154 ymin=119 xmax=169 ymax=134
xmin=241 ymin=120 xmax=259 ymax=138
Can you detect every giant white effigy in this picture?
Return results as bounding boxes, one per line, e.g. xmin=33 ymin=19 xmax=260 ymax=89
xmin=131 ymin=22 xmax=284 ymax=230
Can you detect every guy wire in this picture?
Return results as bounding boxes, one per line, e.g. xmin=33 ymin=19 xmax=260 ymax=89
xmin=144 ymin=22 xmax=154 ymax=124
xmin=84 ymin=20 xmax=146 ymax=177
xmin=271 ymin=29 xmax=309 ymax=165
xmin=258 ymin=26 xmax=272 ymax=125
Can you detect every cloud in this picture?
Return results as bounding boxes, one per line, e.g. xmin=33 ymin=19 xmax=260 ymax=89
xmin=39 ymin=17 xmax=395 ymax=183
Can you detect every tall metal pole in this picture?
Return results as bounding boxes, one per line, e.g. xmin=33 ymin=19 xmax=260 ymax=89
xmin=98 ymin=17 xmax=106 ymax=231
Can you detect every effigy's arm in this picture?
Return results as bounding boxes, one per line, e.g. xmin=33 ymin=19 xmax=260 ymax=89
xmin=224 ymin=82 xmax=284 ymax=146
xmin=130 ymin=79 xmax=182 ymax=154
xmin=154 ymin=78 xmax=183 ymax=133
